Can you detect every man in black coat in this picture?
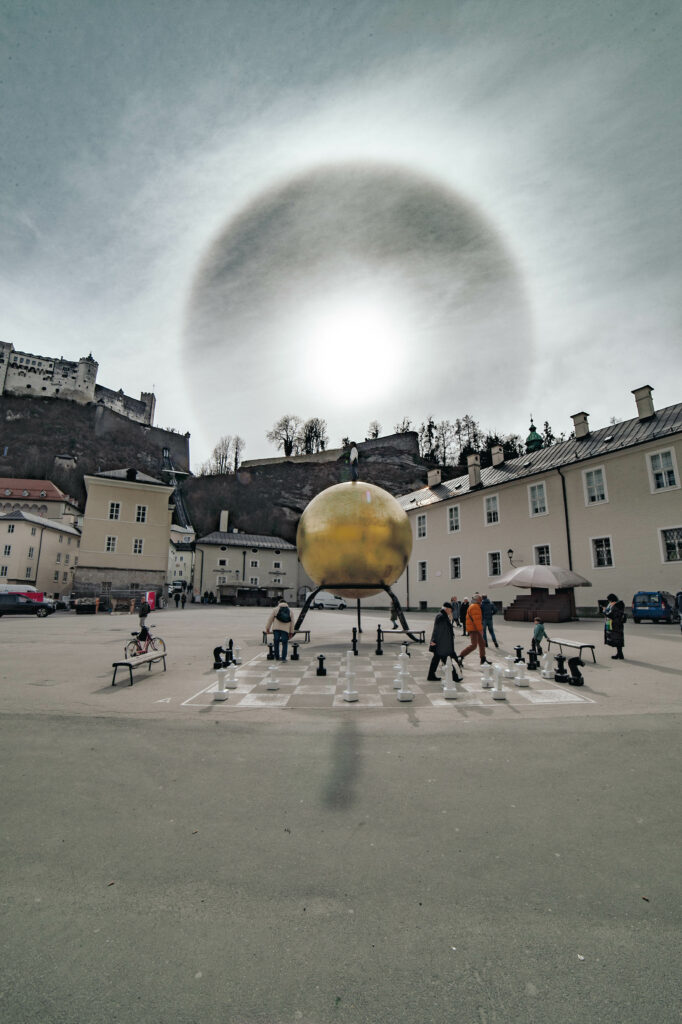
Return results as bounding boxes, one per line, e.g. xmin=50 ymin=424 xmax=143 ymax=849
xmin=427 ymin=602 xmax=460 ymax=681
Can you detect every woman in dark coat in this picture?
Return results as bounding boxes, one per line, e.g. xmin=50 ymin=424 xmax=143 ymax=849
xmin=604 ymin=593 xmax=626 ymax=659
xmin=428 ymin=602 xmax=460 ymax=681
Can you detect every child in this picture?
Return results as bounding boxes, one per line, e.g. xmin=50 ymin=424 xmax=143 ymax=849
xmin=532 ymin=617 xmax=548 ymax=654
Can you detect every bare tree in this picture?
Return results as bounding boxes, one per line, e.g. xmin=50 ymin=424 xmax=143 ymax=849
xmin=266 ymin=415 xmax=303 ymax=457
xmin=367 ymin=420 xmax=381 ymax=439
xmin=300 ymin=417 xmax=328 ymax=454
xmin=394 ymin=417 xmax=413 ymax=434
xmin=199 ymin=434 xmax=233 ymax=475
xmin=434 ymin=419 xmax=455 ymax=465
xmin=232 ymin=435 xmax=245 ymax=472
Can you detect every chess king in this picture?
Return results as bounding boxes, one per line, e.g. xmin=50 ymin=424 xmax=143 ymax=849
xmin=296 ymin=480 xmax=413 ymax=599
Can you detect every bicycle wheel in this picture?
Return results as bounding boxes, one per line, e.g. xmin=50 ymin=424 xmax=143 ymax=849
xmin=125 ymin=640 xmax=140 ymax=659
xmin=150 ymin=637 xmax=166 ymax=654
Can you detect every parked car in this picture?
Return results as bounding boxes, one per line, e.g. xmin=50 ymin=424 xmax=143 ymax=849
xmin=631 ymin=591 xmax=679 ymax=623
xmin=312 ymin=591 xmax=347 ymax=610
xmin=0 ymin=594 xmax=55 ymax=617
xmin=74 ymin=597 xmax=112 ymax=614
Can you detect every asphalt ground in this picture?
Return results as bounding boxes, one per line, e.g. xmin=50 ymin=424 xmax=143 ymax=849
xmin=1 ymin=605 xmax=680 ymax=1023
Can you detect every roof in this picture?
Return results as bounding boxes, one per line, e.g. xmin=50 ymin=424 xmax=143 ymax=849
xmin=0 ymin=478 xmax=74 ymax=502
xmin=0 ymin=510 xmax=80 ymax=535
xmin=196 ymin=531 xmax=296 ymax=550
xmin=399 ymin=402 xmax=682 ymax=510
xmin=89 ymin=468 xmax=168 ymax=486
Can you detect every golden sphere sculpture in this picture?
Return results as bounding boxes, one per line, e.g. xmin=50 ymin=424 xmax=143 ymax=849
xmin=296 ymin=481 xmax=413 ymax=599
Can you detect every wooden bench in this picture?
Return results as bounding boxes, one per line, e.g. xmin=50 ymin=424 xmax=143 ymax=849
xmin=262 ymin=629 xmax=311 ymax=644
xmin=111 ymin=651 xmax=167 ymax=686
xmin=378 ymin=627 xmax=426 ymax=644
xmin=547 ymin=637 xmax=597 ymax=662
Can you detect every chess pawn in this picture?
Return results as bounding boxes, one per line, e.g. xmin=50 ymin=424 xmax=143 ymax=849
xmin=224 ymin=661 xmax=238 ymax=688
xmin=503 ymin=655 xmax=515 ymax=678
xmin=513 ymin=661 xmax=529 ymax=687
xmin=213 ymin=667 xmax=229 ymax=701
xmin=540 ymin=652 xmax=553 ymax=678
xmin=492 ymin=664 xmax=506 ymax=700
xmin=480 ymin=662 xmax=494 ymax=688
xmin=343 ymin=651 xmax=359 ymax=702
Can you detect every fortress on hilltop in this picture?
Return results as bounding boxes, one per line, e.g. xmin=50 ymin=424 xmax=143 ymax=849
xmin=0 ymin=341 xmax=155 ymax=426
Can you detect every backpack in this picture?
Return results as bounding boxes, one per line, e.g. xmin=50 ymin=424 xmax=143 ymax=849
xmin=275 ymin=605 xmax=291 ymax=623
xmin=140 ymin=601 xmax=150 ymax=617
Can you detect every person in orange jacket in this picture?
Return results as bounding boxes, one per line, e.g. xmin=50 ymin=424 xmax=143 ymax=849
xmin=459 ymin=594 xmax=491 ymax=666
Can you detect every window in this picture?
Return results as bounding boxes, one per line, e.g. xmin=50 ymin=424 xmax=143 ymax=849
xmin=3 ymin=544 xmax=11 ymax=555
xmin=56 ymin=552 xmax=62 ymax=563
xmin=528 ymin=482 xmax=547 ymax=516
xmin=59 ymin=534 xmax=63 ymax=543
xmin=273 ymin=576 xmax=282 ymax=584
xmin=0 ymin=566 xmax=6 ymax=577
xmin=28 ymin=546 xmax=34 ymax=558
xmin=485 ymin=495 xmax=499 ymax=524
xmin=64 ymin=553 xmax=70 ymax=565
xmin=534 ymin=544 xmax=551 ymax=565
xmin=7 ymin=524 xmax=14 ymax=534
xmin=105 ymin=536 xmax=117 ymax=553
xmin=418 ymin=561 xmax=427 ymax=582
xmin=583 ymin=467 xmax=607 ymax=504
xmin=25 ymin=567 xmax=32 ymax=578
xmin=591 ymin=536 xmax=613 ymax=568
xmin=135 ymin=505 xmax=147 ymax=523
xmin=447 ymin=506 xmax=460 ymax=533
xmin=53 ymin=570 xmax=59 ymax=581
xmin=109 ymin=501 xmax=120 ymax=520
xmin=31 ymin=527 xmax=36 ymax=536
xmin=488 ymin=551 xmax=502 ymax=577
xmin=133 ymin=539 xmax=143 ymax=555
xmin=660 ymin=527 xmax=682 ymax=562
xmin=62 ymin=572 xmax=68 ymax=582
xmin=648 ymin=449 xmax=679 ymax=492
xmin=249 ymin=576 xmax=259 ymax=586
xmin=218 ymin=559 xmax=227 ymax=566
xmin=417 ymin=514 xmax=427 ymax=538
xmin=273 ymin=560 xmax=282 ymax=570
xmin=449 ymin=556 xmax=461 ymax=579
xmin=250 ymin=559 xmax=259 ymax=568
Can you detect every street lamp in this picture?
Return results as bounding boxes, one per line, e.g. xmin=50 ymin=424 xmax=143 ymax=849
xmin=507 ymin=548 xmax=517 ymax=567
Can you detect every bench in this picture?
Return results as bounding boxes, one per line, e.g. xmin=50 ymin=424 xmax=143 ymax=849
xmin=547 ymin=638 xmax=597 ymax=663
xmin=262 ymin=629 xmax=311 ymax=644
xmin=378 ymin=627 xmax=426 ymax=644
xmin=111 ymin=651 xmax=167 ymax=686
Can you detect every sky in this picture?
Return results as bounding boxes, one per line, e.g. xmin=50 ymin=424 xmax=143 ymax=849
xmin=2 ymin=0 xmax=680 ymax=471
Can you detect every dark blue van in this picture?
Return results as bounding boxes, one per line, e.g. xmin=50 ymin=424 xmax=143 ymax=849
xmin=631 ymin=591 xmax=679 ymax=623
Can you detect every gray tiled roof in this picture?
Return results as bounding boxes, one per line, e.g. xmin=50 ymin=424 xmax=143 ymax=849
xmin=0 ymin=510 xmax=80 ymax=535
xmin=93 ymin=468 xmax=167 ymax=485
xmin=196 ymin=531 xmax=296 ymax=550
xmin=399 ymin=402 xmax=682 ymax=509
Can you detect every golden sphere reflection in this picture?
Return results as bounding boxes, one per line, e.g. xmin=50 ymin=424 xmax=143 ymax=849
xmin=296 ymin=481 xmax=413 ymax=599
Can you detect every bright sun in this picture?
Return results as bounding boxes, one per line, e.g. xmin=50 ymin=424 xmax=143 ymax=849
xmin=300 ymin=296 xmax=406 ymax=404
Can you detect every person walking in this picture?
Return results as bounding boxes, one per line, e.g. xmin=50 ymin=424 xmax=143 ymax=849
xmin=174 ymin=591 xmax=180 ymax=609
xmin=459 ymin=597 xmax=470 ymax=636
xmin=181 ymin=592 xmax=187 ymax=609
xmin=389 ymin=600 xmax=400 ymax=629
xmin=265 ymin=599 xmax=295 ymax=661
xmin=531 ymin=617 xmax=549 ymax=654
xmin=427 ymin=602 xmax=460 ymax=681
xmin=459 ymin=594 xmax=491 ymax=667
xmin=480 ymin=594 xmax=499 ymax=648
xmin=604 ymin=593 xmax=626 ymax=659
xmin=450 ymin=595 xmax=461 ymax=628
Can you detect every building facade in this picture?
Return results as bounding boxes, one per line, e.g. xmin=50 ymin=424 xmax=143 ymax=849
xmin=0 ymin=342 xmax=155 ymax=425
xmin=74 ymin=468 xmax=174 ymax=600
xmin=0 ymin=478 xmax=81 ymax=524
xmin=0 ymin=510 xmax=80 ymax=598
xmin=394 ymin=387 xmax=682 ymax=614
xmin=195 ymin=524 xmax=298 ymax=605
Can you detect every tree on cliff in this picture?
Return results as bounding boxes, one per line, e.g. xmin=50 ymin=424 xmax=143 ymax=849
xmin=266 ymin=415 xmax=303 ymax=457
xmin=199 ymin=434 xmax=245 ymax=475
xmin=300 ymin=417 xmax=328 ymax=454
xmin=367 ymin=420 xmax=381 ymax=439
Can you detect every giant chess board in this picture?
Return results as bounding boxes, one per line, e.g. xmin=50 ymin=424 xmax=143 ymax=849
xmin=183 ymin=646 xmax=595 ymax=710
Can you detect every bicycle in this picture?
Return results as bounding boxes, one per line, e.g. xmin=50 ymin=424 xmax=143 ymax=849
xmin=125 ymin=624 xmax=166 ymax=659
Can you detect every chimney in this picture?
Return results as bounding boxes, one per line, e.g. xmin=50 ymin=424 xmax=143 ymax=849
xmin=427 ymin=468 xmax=441 ymax=488
xmin=632 ymin=385 xmax=655 ymax=420
xmin=467 ymin=453 xmax=481 ymax=488
xmin=126 ymin=468 xmax=137 ymax=481
xmin=219 ymin=510 xmax=229 ymax=532
xmin=491 ymin=444 xmax=504 ymax=467
xmin=571 ymin=412 xmax=590 ymax=440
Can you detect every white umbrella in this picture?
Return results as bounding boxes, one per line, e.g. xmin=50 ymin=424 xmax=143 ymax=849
xmin=489 ymin=564 xmax=592 ymax=589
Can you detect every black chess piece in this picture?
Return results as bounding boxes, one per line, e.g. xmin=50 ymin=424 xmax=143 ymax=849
xmin=526 ymin=647 xmax=539 ymax=671
xmin=554 ymin=653 xmax=571 ymax=683
xmin=351 ymin=628 xmax=359 ymax=656
xmin=290 ymin=642 xmax=300 ymax=662
xmin=316 ymin=654 xmax=327 ymax=677
xmin=568 ymin=656 xmax=584 ymax=685
xmin=267 ymin=642 xmax=276 ymax=661
xmin=514 ymin=645 xmax=525 ymax=664
xmin=375 ymin=625 xmax=383 ymax=656
xmin=212 ymin=645 xmax=225 ymax=670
